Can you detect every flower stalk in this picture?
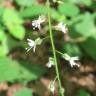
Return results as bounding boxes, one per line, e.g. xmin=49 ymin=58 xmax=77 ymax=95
xmin=47 ymin=0 xmax=64 ymax=96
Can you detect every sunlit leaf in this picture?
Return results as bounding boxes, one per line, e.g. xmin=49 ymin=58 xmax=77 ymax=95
xmin=58 ymin=3 xmax=80 ymax=17
xmin=20 ymin=5 xmax=47 ymax=18
xmin=0 ymin=29 xmax=6 ymax=41
xmin=3 ymin=8 xmax=23 ymax=25
xmin=3 ymin=8 xmax=25 ymax=39
xmin=75 ymin=13 xmax=96 ymax=39
xmin=8 ymin=24 xmax=25 ymax=40
xmin=0 ymin=58 xmax=20 ymax=82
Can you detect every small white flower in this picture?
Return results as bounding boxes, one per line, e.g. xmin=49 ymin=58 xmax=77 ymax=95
xmin=26 ymin=38 xmax=42 ymax=52
xmin=32 ymin=15 xmax=46 ymax=30
xmin=26 ymin=39 xmax=36 ymax=52
xmin=49 ymin=81 xmax=55 ymax=93
xmin=63 ymin=54 xmax=80 ymax=67
xmin=69 ymin=56 xmax=80 ymax=67
xmin=46 ymin=57 xmax=54 ymax=68
xmin=55 ymin=22 xmax=68 ymax=34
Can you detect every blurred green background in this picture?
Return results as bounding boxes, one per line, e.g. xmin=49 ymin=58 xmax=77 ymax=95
xmin=0 ymin=0 xmax=96 ymax=96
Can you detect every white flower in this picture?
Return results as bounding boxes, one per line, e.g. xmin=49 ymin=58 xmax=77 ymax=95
xmin=26 ymin=39 xmax=36 ymax=52
xmin=63 ymin=54 xmax=80 ymax=67
xmin=55 ymin=22 xmax=68 ymax=34
xmin=46 ymin=57 xmax=54 ymax=68
xmin=26 ymin=38 xmax=42 ymax=52
xmin=69 ymin=56 xmax=80 ymax=67
xmin=32 ymin=15 xmax=46 ymax=30
xmin=49 ymin=81 xmax=55 ymax=93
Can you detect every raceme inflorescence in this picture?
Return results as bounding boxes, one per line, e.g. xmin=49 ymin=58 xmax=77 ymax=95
xmin=26 ymin=0 xmax=80 ymax=96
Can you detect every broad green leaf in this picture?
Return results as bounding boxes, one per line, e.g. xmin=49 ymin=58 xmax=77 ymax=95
xmin=81 ymin=38 xmax=96 ymax=60
xmin=2 ymin=35 xmax=21 ymax=52
xmin=0 ymin=46 xmax=8 ymax=57
xmin=0 ymin=34 xmax=9 ymax=57
xmin=3 ymin=8 xmax=25 ymax=39
xmin=75 ymin=13 xmax=96 ymax=39
xmin=20 ymin=5 xmax=63 ymax=21
xmin=20 ymin=5 xmax=47 ymax=18
xmin=0 ymin=34 xmax=21 ymax=57
xmin=14 ymin=88 xmax=32 ymax=96
xmin=0 ymin=7 xmax=4 ymax=17
xmin=62 ymin=43 xmax=82 ymax=57
xmin=0 ymin=58 xmax=20 ymax=82
xmin=19 ymin=60 xmax=46 ymax=81
xmin=0 ymin=57 xmax=46 ymax=82
xmin=90 ymin=2 xmax=96 ymax=9
xmin=58 ymin=3 xmax=80 ymax=17
xmin=79 ymin=89 xmax=90 ymax=96
xmin=0 ymin=29 xmax=6 ymax=41
xmin=3 ymin=8 xmax=23 ymax=25
xmin=15 ymin=0 xmax=36 ymax=7
xmin=50 ymin=9 xmax=66 ymax=21
xmin=8 ymin=24 xmax=25 ymax=40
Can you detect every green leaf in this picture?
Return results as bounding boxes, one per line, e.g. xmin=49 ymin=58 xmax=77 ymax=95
xmin=3 ymin=8 xmax=23 ymax=25
xmin=15 ymin=0 xmax=36 ymax=7
xmin=58 ymin=3 xmax=80 ymax=17
xmin=0 ymin=33 xmax=9 ymax=57
xmin=0 ymin=58 xmax=46 ymax=82
xmin=3 ymin=35 xmax=21 ymax=51
xmin=19 ymin=60 xmax=46 ymax=81
xmin=62 ymin=43 xmax=82 ymax=57
xmin=0 ymin=7 xmax=4 ymax=17
xmin=79 ymin=89 xmax=90 ymax=96
xmin=14 ymin=88 xmax=32 ymax=96
xmin=0 ymin=46 xmax=8 ymax=57
xmin=0 ymin=29 xmax=6 ymax=41
xmin=75 ymin=13 xmax=96 ymax=39
xmin=8 ymin=24 xmax=25 ymax=40
xmin=50 ymin=9 xmax=66 ymax=21
xmin=0 ymin=57 xmax=20 ymax=82
xmin=3 ymin=8 xmax=25 ymax=39
xmin=81 ymin=38 xmax=96 ymax=60
xmin=20 ymin=5 xmax=47 ymax=18
xmin=0 ymin=34 xmax=21 ymax=57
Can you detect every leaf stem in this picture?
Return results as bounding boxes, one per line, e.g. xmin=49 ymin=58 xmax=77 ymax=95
xmin=47 ymin=0 xmax=64 ymax=96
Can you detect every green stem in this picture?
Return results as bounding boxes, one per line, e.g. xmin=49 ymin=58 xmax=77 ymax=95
xmin=47 ymin=1 xmax=64 ymax=96
xmin=42 ymin=36 xmax=50 ymax=41
xmin=56 ymin=50 xmax=64 ymax=56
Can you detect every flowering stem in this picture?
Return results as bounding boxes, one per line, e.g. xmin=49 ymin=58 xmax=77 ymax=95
xmin=42 ymin=36 xmax=50 ymax=41
xmin=47 ymin=0 xmax=64 ymax=96
xmin=56 ymin=50 xmax=64 ymax=56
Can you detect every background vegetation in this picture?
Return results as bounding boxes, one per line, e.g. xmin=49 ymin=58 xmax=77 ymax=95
xmin=0 ymin=0 xmax=96 ymax=96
